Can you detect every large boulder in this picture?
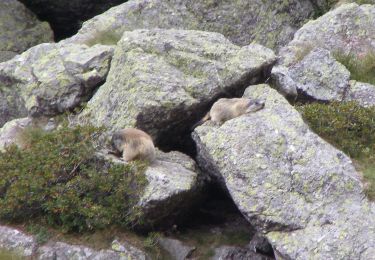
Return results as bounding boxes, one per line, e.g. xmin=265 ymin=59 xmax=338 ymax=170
xmin=0 ymin=43 xmax=113 ymax=127
xmin=79 ymin=29 xmax=276 ymax=148
xmin=272 ymin=3 xmax=375 ymax=102
xmin=97 ymin=149 xmax=204 ymax=228
xmin=0 ymin=0 xmax=53 ymax=61
xmin=63 ymin=0 xmax=317 ymax=50
xmin=344 ymin=81 xmax=375 ymax=107
xmin=192 ymin=84 xmax=375 ymax=259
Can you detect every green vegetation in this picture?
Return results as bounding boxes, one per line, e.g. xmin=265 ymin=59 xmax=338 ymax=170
xmin=0 ymin=124 xmax=148 ymax=232
xmin=334 ymin=51 xmax=375 ymax=85
xmin=297 ymin=101 xmax=375 ymax=199
xmin=0 ymin=250 xmax=23 ymax=260
xmin=26 ymin=224 xmax=50 ymax=244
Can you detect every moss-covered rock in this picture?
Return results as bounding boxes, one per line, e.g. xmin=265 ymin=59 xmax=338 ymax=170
xmin=192 ymin=84 xmax=375 ymax=259
xmin=0 ymin=43 xmax=113 ymax=127
xmin=63 ymin=0 xmax=317 ymax=50
xmin=0 ymin=0 xmax=53 ymax=61
xmin=78 ymin=29 xmax=275 ymax=147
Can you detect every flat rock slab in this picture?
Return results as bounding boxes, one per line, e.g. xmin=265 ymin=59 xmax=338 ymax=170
xmin=193 ymin=84 xmax=375 ymax=259
xmin=64 ymin=0 xmax=317 ymax=50
xmin=0 ymin=0 xmax=53 ymax=60
xmin=0 ymin=43 xmax=113 ymax=127
xmin=79 ymin=29 xmax=275 ymax=146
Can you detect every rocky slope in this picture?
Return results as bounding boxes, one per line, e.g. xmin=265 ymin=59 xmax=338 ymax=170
xmin=0 ymin=0 xmax=375 ymax=259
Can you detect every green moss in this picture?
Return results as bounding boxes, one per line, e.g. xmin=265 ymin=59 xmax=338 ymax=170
xmin=297 ymin=101 xmax=375 ymax=199
xmin=0 ymin=124 xmax=148 ymax=232
xmin=334 ymin=51 xmax=375 ymax=85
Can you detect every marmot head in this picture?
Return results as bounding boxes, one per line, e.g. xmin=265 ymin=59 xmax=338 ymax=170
xmin=246 ymin=99 xmax=265 ymax=113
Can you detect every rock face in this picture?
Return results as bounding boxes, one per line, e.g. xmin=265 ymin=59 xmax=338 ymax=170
xmin=98 ymin=149 xmax=203 ymax=228
xmin=157 ymin=237 xmax=195 ymax=260
xmin=193 ymin=84 xmax=375 ymax=259
xmin=345 ymin=81 xmax=375 ymax=107
xmin=272 ymin=3 xmax=375 ymax=103
xmin=0 ymin=43 xmax=113 ymax=127
xmin=0 ymin=226 xmax=37 ymax=257
xmin=272 ymin=48 xmax=350 ymax=100
xmin=212 ymin=246 xmax=272 ymax=260
xmin=79 ymin=29 xmax=276 ymax=148
xmin=0 ymin=0 xmax=53 ymax=61
xmin=64 ymin=0 xmax=317 ymax=50
xmin=38 ymin=241 xmax=147 ymax=260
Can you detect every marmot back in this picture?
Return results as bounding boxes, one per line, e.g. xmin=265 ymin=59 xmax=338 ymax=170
xmin=193 ymin=98 xmax=265 ymax=128
xmin=111 ymin=128 xmax=156 ymax=163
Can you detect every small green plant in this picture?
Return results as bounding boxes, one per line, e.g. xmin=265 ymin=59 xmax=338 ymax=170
xmin=26 ymin=224 xmax=50 ymax=244
xmin=334 ymin=51 xmax=375 ymax=85
xmin=143 ymin=232 xmax=160 ymax=250
xmin=0 ymin=250 xmax=23 ymax=260
xmin=297 ymin=101 xmax=375 ymax=199
xmin=0 ymin=124 xmax=148 ymax=232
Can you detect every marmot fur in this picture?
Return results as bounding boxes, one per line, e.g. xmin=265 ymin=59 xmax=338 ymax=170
xmin=111 ymin=128 xmax=156 ymax=163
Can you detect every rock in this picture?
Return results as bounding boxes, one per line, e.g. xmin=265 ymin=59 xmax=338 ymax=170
xmin=0 ymin=43 xmax=113 ymax=127
xmin=279 ymin=3 xmax=375 ymax=67
xmin=192 ymin=84 xmax=375 ymax=259
xmin=79 ymin=29 xmax=276 ymax=148
xmin=0 ymin=0 xmax=53 ymax=61
xmin=272 ymin=3 xmax=375 ymax=102
xmin=19 ymin=0 xmax=127 ymax=41
xmin=271 ymin=48 xmax=351 ymax=100
xmin=157 ymin=237 xmax=195 ymax=260
xmin=97 ymin=149 xmax=204 ymax=228
xmin=64 ymin=0 xmax=317 ymax=50
xmin=111 ymin=239 xmax=148 ymax=260
xmin=37 ymin=241 xmax=147 ymax=260
xmin=0 ymin=225 xmax=37 ymax=257
xmin=0 ymin=117 xmax=57 ymax=151
xmin=345 ymin=81 xmax=375 ymax=107
xmin=212 ymin=246 xmax=272 ymax=260
xmin=248 ymin=233 xmax=273 ymax=256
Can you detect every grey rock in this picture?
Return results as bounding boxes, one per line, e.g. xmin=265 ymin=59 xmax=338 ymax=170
xmin=0 ymin=117 xmax=32 ymax=151
xmin=157 ymin=237 xmax=195 ymax=260
xmin=79 ymin=29 xmax=276 ymax=146
xmin=272 ymin=48 xmax=351 ymax=101
xmin=111 ymin=239 xmax=148 ymax=260
xmin=192 ymin=84 xmax=375 ymax=259
xmin=279 ymin=3 xmax=375 ymax=67
xmin=345 ymin=80 xmax=375 ymax=107
xmin=0 ymin=43 xmax=113 ymax=127
xmin=37 ymin=241 xmax=147 ymax=260
xmin=0 ymin=0 xmax=53 ymax=60
xmin=248 ymin=233 xmax=273 ymax=256
xmin=97 ymin=149 xmax=203 ymax=228
xmin=63 ymin=0 xmax=317 ymax=50
xmin=212 ymin=246 xmax=272 ymax=260
xmin=0 ymin=225 xmax=37 ymax=257
xmin=0 ymin=117 xmax=57 ymax=151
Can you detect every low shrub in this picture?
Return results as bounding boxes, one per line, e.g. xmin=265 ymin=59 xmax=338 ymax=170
xmin=0 ymin=124 xmax=148 ymax=232
xmin=297 ymin=101 xmax=375 ymax=199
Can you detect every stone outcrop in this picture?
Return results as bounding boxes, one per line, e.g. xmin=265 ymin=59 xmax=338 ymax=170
xmin=272 ymin=3 xmax=375 ymax=104
xmin=0 ymin=0 xmax=53 ymax=62
xmin=0 ymin=43 xmax=113 ymax=127
xmin=79 ymin=29 xmax=276 ymax=148
xmin=157 ymin=237 xmax=195 ymax=260
xmin=63 ymin=0 xmax=317 ymax=50
xmin=193 ymin=84 xmax=375 ymax=259
xmin=0 ymin=226 xmax=37 ymax=257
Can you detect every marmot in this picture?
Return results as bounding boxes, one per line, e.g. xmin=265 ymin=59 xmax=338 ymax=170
xmin=111 ymin=128 xmax=156 ymax=163
xmin=193 ymin=98 xmax=265 ymax=127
